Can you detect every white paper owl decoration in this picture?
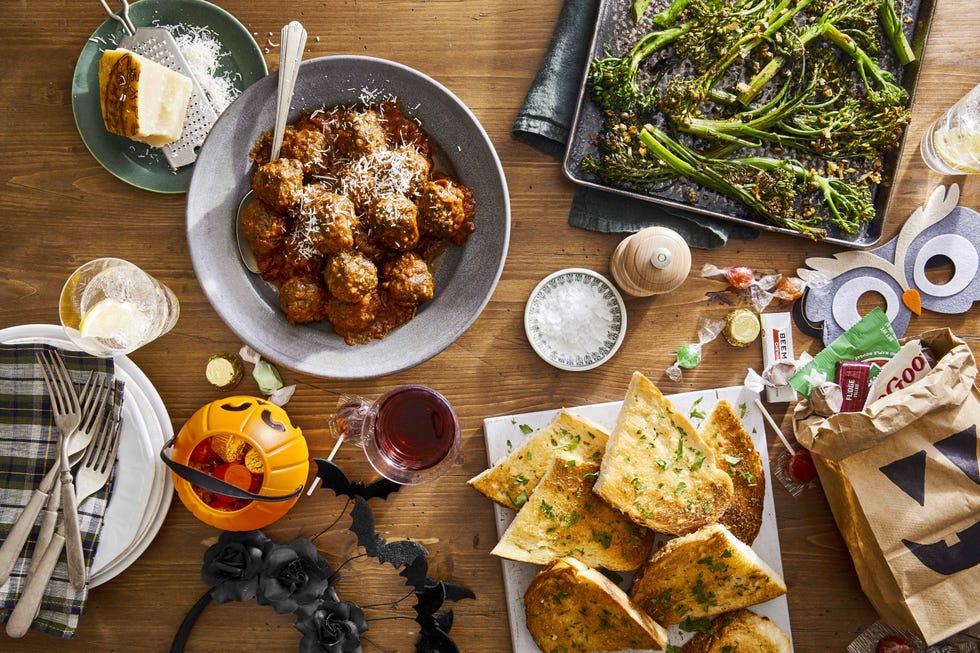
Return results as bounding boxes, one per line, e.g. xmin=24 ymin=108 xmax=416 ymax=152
xmin=798 ymin=185 xmax=980 ymax=345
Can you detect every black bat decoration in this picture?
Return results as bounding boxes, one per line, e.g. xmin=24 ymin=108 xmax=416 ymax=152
xmin=400 ymin=546 xmax=475 ymax=653
xmin=349 ymin=496 xmax=428 ymax=568
xmin=314 ymin=458 xmax=401 ymax=501
xmin=344 ymin=496 xmax=475 ymax=653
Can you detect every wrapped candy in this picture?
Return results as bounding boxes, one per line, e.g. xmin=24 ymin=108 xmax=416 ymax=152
xmin=848 ymin=620 xmax=925 ymax=653
xmin=810 ymin=381 xmax=844 ymax=417
xmin=205 ymin=353 xmax=244 ymax=390
xmin=723 ymin=308 xmax=760 ymax=347
xmin=743 ymin=360 xmax=798 ymax=397
xmin=665 ymin=318 xmax=724 ymax=381
xmin=749 ymin=270 xmax=831 ymax=312
xmin=239 ymin=345 xmax=296 ymax=406
xmin=700 ymin=263 xmax=780 ymax=292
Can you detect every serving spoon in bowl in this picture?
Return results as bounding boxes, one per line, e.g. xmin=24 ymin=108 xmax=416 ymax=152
xmin=236 ymin=20 xmax=308 ymax=274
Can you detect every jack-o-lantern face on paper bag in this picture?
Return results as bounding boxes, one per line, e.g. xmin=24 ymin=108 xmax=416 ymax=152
xmin=794 ymin=328 xmax=980 ymax=646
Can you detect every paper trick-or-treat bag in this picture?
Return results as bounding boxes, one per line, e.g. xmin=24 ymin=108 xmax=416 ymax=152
xmin=793 ymin=328 xmax=980 ymax=645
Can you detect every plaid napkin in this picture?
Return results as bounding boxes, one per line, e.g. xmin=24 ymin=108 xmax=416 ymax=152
xmin=512 ymin=0 xmax=760 ymax=248
xmin=0 ymin=343 xmax=122 ymax=638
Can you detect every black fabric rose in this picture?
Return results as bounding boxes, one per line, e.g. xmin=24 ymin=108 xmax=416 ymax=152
xmin=257 ymin=538 xmax=333 ymax=615
xmin=295 ymin=599 xmax=368 ymax=653
xmin=202 ymin=530 xmax=272 ymax=603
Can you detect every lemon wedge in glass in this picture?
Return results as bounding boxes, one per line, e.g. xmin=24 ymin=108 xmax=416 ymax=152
xmin=79 ymin=298 xmax=146 ymax=344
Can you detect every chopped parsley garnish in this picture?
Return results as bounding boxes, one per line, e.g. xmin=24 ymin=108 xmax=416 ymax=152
xmin=519 ymin=423 xmax=533 ymax=435
xmin=679 ymin=616 xmax=713 ymax=634
xmin=674 ymin=481 xmax=688 ymax=496
xmin=690 ymin=449 xmax=706 ymax=471
xmin=512 ymin=491 xmax=528 ymax=508
xmin=592 ymin=529 xmax=612 ymax=549
xmin=689 ymin=397 xmax=706 ymax=420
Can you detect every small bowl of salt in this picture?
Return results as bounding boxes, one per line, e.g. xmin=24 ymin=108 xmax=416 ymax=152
xmin=524 ymin=268 xmax=627 ymax=371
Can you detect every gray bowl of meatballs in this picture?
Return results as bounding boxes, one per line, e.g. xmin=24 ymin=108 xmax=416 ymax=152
xmin=187 ymin=55 xmax=510 ymax=379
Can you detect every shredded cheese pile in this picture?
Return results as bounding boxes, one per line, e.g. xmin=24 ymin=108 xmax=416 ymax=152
xmin=170 ymin=24 xmax=241 ymax=114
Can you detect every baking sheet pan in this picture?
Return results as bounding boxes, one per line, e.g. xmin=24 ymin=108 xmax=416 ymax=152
xmin=563 ymin=0 xmax=938 ymax=248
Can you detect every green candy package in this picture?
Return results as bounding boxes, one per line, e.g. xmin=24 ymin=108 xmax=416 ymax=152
xmin=790 ymin=308 xmax=900 ymax=397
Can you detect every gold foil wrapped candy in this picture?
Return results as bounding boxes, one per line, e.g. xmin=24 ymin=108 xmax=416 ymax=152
xmin=723 ymin=309 xmax=761 ymax=347
xmin=244 ymin=448 xmax=265 ymax=474
xmin=206 ymin=353 xmax=244 ymax=390
xmin=211 ymin=432 xmax=247 ymax=463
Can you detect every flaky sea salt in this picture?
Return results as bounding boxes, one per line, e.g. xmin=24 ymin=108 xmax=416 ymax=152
xmin=532 ymin=281 xmax=614 ymax=357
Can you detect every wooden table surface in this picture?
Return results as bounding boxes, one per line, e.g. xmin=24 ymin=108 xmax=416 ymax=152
xmin=1 ymin=1 xmax=978 ymax=651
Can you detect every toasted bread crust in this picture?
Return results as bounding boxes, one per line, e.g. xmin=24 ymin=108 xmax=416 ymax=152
xmin=630 ymin=524 xmax=787 ymax=625
xmin=681 ymin=609 xmax=792 ymax=653
xmin=699 ymin=399 xmax=765 ymax=544
xmin=491 ymin=457 xmax=655 ymax=570
xmin=468 ymin=409 xmax=609 ymax=509
xmin=525 ymin=557 xmax=668 ymax=652
xmin=594 ymin=372 xmax=734 ymax=535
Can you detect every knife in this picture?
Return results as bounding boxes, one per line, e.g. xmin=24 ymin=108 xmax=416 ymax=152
xmin=0 ymin=463 xmax=60 ymax=585
xmin=4 ymin=529 xmax=67 ymax=638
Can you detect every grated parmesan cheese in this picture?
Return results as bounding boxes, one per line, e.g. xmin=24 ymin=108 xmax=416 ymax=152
xmin=168 ymin=24 xmax=241 ymax=114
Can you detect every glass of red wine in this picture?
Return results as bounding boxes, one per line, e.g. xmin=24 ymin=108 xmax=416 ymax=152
xmin=328 ymin=385 xmax=461 ymax=485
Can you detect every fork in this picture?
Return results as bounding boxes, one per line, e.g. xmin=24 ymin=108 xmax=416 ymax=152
xmin=5 ymin=411 xmax=123 ymax=638
xmin=0 ymin=355 xmax=106 ymax=586
xmin=28 ymin=376 xmax=115 ymax=576
xmin=35 ymin=350 xmax=89 ymax=590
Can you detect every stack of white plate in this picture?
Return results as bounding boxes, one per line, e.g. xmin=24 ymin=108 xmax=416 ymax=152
xmin=0 ymin=324 xmax=174 ymax=587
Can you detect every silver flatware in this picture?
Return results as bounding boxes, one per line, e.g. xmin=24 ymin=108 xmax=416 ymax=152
xmin=0 ymin=356 xmax=101 ymax=586
xmin=235 ymin=20 xmax=307 ymax=273
xmin=6 ymin=411 xmax=122 ymax=638
xmin=28 ymin=376 xmax=114 ymax=576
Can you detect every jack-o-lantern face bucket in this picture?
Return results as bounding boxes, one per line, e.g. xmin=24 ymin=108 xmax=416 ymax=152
xmin=162 ymin=396 xmax=310 ymax=531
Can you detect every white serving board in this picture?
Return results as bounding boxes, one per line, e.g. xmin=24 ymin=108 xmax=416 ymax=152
xmin=482 ymin=385 xmax=792 ymax=652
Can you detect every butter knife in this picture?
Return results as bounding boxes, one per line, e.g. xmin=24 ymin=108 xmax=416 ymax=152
xmin=4 ymin=530 xmax=67 ymax=638
xmin=0 ymin=463 xmax=60 ymax=585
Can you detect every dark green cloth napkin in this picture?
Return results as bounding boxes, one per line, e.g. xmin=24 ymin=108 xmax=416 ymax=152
xmin=512 ymin=0 xmax=759 ymax=249
xmin=0 ymin=344 xmax=122 ymax=638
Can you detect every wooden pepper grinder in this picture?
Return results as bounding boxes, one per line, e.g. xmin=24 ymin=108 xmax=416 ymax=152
xmin=609 ymin=226 xmax=692 ymax=297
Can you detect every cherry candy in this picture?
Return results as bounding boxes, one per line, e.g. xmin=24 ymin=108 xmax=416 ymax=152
xmin=725 ymin=266 xmax=756 ymax=289
xmin=787 ymin=449 xmax=817 ymax=483
xmin=875 ymin=635 xmax=914 ymax=653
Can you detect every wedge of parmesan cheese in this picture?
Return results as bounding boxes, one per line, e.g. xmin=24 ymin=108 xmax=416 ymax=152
xmin=98 ymin=48 xmax=193 ymax=147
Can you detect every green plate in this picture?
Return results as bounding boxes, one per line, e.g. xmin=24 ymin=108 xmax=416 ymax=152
xmin=72 ymin=0 xmax=267 ymax=193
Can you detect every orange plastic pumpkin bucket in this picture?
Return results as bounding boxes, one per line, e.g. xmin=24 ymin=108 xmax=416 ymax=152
xmin=163 ymin=396 xmax=309 ymax=531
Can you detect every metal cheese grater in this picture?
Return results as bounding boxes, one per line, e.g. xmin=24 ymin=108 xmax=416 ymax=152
xmin=98 ymin=0 xmax=218 ymax=169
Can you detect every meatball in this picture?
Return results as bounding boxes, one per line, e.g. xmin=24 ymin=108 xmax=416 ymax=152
xmin=325 ymin=292 xmax=379 ymax=338
xmin=335 ymin=110 xmax=388 ymax=157
xmin=323 ymin=250 xmax=378 ymax=303
xmin=390 ymin=145 xmax=432 ymax=197
xmin=252 ymin=158 xmax=305 ymax=213
xmin=382 ymin=252 xmax=434 ymax=305
xmin=240 ymin=199 xmax=288 ymax=256
xmin=280 ymin=127 xmax=327 ymax=174
xmin=302 ymin=187 xmax=358 ymax=254
xmin=417 ymin=178 xmax=474 ymax=244
xmin=258 ymin=238 xmax=323 ymax=285
xmin=363 ymin=193 xmax=419 ymax=250
xmin=279 ymin=276 xmax=328 ymax=326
